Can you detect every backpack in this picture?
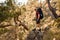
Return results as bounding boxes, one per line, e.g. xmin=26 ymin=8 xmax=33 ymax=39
xmin=37 ymin=8 xmax=44 ymax=19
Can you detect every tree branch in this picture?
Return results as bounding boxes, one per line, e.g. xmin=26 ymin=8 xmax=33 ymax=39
xmin=46 ymin=0 xmax=59 ymax=19
xmin=0 ymin=24 xmax=12 ymax=28
xmin=19 ymin=22 xmax=29 ymax=30
xmin=17 ymin=18 xmax=29 ymax=30
xmin=14 ymin=15 xmax=29 ymax=30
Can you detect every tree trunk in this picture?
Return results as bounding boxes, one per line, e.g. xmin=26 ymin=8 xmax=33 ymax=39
xmin=46 ymin=0 xmax=59 ymax=19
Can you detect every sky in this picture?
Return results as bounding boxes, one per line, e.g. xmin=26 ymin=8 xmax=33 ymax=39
xmin=0 ymin=0 xmax=45 ymax=5
xmin=0 ymin=0 xmax=28 ymax=5
xmin=0 ymin=0 xmax=28 ymax=3
xmin=0 ymin=0 xmax=5 ymax=3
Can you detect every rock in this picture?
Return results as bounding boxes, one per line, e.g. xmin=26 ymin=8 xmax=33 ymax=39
xmin=26 ymin=29 xmax=43 ymax=40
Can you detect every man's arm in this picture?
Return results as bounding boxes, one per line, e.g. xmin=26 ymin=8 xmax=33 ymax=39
xmin=38 ymin=13 xmax=40 ymax=19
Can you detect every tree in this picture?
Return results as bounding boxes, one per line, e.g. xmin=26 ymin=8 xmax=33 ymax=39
xmin=0 ymin=0 xmax=28 ymax=29
xmin=0 ymin=0 xmax=28 ymax=40
xmin=46 ymin=0 xmax=59 ymax=19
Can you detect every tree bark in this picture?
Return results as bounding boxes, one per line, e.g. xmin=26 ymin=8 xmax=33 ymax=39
xmin=46 ymin=0 xmax=59 ymax=19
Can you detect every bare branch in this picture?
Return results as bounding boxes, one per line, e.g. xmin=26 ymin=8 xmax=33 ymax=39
xmin=14 ymin=15 xmax=29 ymax=31
xmin=17 ymin=18 xmax=29 ymax=30
xmin=46 ymin=0 xmax=59 ymax=19
xmin=0 ymin=24 xmax=12 ymax=28
xmin=19 ymin=22 xmax=29 ymax=30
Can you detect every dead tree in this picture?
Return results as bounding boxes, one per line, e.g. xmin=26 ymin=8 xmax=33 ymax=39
xmin=46 ymin=0 xmax=59 ymax=19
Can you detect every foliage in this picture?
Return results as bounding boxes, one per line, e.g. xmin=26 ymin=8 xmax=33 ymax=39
xmin=0 ymin=6 xmax=13 ymax=22
xmin=0 ymin=28 xmax=9 ymax=35
xmin=55 ymin=18 xmax=60 ymax=28
xmin=0 ymin=0 xmax=60 ymax=40
xmin=43 ymin=30 xmax=60 ymax=40
xmin=21 ymin=5 xmax=26 ymax=14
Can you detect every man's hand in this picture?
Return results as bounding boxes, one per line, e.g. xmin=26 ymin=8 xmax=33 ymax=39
xmin=36 ymin=19 xmax=39 ymax=22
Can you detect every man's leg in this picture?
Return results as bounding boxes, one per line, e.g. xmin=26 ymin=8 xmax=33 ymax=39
xmin=36 ymin=18 xmax=40 ymax=28
xmin=36 ymin=23 xmax=40 ymax=30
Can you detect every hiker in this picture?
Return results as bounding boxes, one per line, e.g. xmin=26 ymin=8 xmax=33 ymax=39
xmin=26 ymin=7 xmax=44 ymax=40
xmin=35 ymin=7 xmax=43 ymax=30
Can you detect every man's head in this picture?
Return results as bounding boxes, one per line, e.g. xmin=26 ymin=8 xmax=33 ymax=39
xmin=35 ymin=7 xmax=41 ymax=11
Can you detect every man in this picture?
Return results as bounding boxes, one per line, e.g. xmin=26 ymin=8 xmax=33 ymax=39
xmin=35 ymin=7 xmax=43 ymax=30
xmin=26 ymin=7 xmax=44 ymax=40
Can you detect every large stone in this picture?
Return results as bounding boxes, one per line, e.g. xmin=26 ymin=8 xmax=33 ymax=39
xmin=26 ymin=29 xmax=43 ymax=40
